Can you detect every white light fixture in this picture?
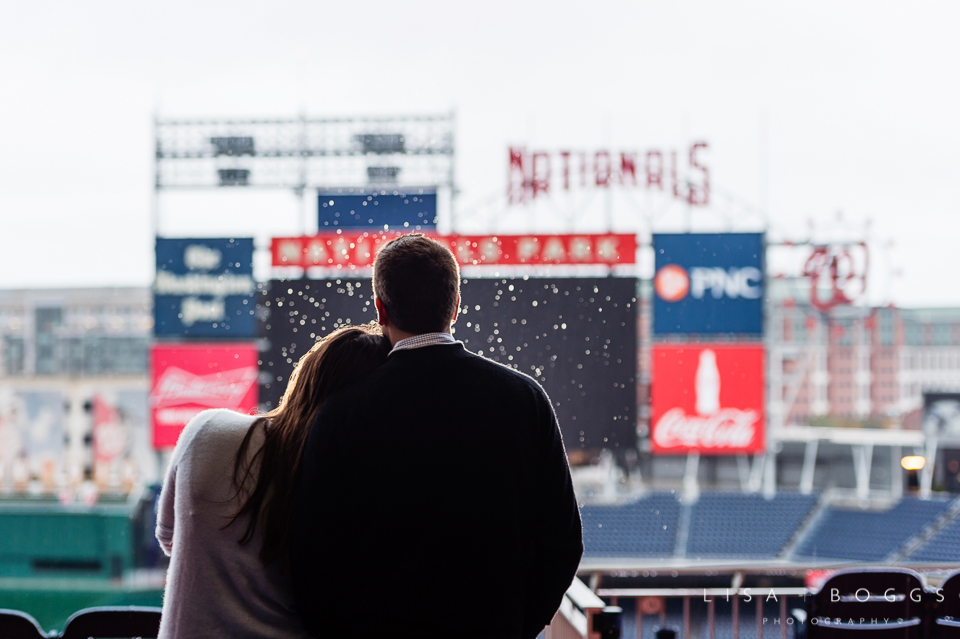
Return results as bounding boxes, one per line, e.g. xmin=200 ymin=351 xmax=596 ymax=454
xmin=901 ymin=455 xmax=926 ymax=471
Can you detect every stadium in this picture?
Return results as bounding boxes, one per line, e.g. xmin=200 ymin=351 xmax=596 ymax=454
xmin=0 ymin=111 xmax=959 ymax=639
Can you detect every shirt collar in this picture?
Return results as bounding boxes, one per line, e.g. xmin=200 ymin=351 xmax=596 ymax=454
xmin=389 ymin=332 xmax=458 ymax=355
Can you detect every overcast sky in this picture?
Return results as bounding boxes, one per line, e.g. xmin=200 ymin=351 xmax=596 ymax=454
xmin=0 ymin=1 xmax=957 ymax=306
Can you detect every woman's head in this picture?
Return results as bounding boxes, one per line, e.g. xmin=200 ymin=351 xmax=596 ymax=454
xmin=271 ymin=323 xmax=390 ymax=423
xmin=231 ymin=322 xmax=389 ymax=566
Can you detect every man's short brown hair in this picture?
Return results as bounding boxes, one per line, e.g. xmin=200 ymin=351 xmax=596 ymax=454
xmin=372 ymin=234 xmax=460 ymax=334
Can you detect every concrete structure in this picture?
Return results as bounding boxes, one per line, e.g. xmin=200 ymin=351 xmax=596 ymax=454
xmin=0 ymin=288 xmax=154 ymax=494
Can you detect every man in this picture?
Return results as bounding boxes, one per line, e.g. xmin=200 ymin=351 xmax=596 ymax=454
xmin=291 ymin=234 xmax=583 ymax=639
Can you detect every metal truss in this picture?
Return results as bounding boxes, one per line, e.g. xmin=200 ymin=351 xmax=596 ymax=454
xmin=154 ymin=113 xmax=455 ymax=191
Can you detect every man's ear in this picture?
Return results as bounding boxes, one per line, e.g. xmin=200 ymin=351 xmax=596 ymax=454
xmin=451 ymin=294 xmax=461 ymax=324
xmin=374 ymin=297 xmax=389 ymax=327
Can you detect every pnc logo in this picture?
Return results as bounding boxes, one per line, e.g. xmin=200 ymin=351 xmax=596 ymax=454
xmin=655 ymin=264 xmax=763 ymax=302
xmin=654 ymin=264 xmax=690 ymax=302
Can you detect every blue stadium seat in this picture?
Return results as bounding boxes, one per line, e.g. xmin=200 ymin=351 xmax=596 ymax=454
xmin=686 ymin=492 xmax=819 ymax=558
xmin=795 ymin=497 xmax=953 ymax=562
xmin=582 ymin=493 xmax=682 ymax=557
xmin=909 ymin=514 xmax=960 ymax=563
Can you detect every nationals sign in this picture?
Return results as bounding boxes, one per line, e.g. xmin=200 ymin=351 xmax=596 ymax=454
xmin=151 ymin=343 xmax=259 ymax=449
xmin=272 ymin=232 xmax=636 ymax=268
xmin=508 ymin=143 xmax=709 ymax=206
xmin=651 ymin=344 xmax=765 ymax=455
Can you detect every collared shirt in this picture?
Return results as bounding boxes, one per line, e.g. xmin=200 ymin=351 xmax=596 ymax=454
xmin=389 ymin=332 xmax=458 ymax=355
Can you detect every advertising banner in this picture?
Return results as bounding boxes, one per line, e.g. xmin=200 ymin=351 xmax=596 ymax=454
xmin=653 ymin=233 xmax=764 ymax=334
xmin=0 ymin=390 xmax=65 ymax=480
xmin=650 ymin=344 xmax=765 ymax=455
xmin=154 ymin=238 xmax=256 ymax=337
xmin=151 ymin=343 xmax=259 ymax=449
xmin=272 ymin=232 xmax=637 ymax=268
xmin=923 ymin=392 xmax=960 ymax=442
xmin=318 ymin=189 xmax=437 ymax=230
xmin=92 ymin=394 xmax=127 ymax=463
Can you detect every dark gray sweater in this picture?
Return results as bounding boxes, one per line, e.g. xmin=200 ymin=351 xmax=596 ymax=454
xmin=291 ymin=342 xmax=583 ymax=639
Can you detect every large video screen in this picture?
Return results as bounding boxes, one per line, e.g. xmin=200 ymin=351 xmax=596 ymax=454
xmin=261 ymin=277 xmax=637 ymax=453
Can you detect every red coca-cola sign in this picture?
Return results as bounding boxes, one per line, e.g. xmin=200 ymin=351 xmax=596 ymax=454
xmin=151 ymin=343 xmax=259 ymax=449
xmin=650 ymin=344 xmax=765 ymax=455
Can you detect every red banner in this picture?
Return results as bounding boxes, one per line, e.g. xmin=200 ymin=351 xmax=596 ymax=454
xmin=151 ymin=343 xmax=259 ymax=449
xmin=650 ymin=344 xmax=765 ymax=455
xmin=92 ymin=395 xmax=126 ymax=462
xmin=271 ymin=232 xmax=637 ymax=268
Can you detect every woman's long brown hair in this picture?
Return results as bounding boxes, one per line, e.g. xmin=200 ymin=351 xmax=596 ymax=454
xmin=228 ymin=322 xmax=389 ymax=567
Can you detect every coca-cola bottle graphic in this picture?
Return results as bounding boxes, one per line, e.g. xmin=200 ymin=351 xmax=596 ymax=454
xmin=695 ymin=349 xmax=721 ymax=416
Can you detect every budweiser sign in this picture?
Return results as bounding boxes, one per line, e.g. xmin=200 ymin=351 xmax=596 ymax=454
xmin=650 ymin=344 xmax=765 ymax=455
xmin=152 ymin=366 xmax=258 ymax=408
xmin=151 ymin=343 xmax=259 ymax=449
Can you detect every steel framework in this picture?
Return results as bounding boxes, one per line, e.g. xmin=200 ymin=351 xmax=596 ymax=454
xmin=153 ymin=112 xmax=456 ymax=233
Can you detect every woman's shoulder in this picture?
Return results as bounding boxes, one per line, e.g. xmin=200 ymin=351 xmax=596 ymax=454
xmin=177 ymin=409 xmax=260 ymax=457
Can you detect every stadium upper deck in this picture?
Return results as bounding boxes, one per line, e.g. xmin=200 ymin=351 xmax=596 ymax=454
xmin=579 ymin=490 xmax=960 ymax=572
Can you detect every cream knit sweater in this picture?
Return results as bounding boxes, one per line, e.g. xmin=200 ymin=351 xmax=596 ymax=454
xmin=156 ymin=409 xmax=312 ymax=639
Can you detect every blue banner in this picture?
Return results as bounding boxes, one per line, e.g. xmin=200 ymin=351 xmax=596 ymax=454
xmin=318 ymin=189 xmax=437 ymax=230
xmin=653 ymin=233 xmax=764 ymax=335
xmin=154 ymin=238 xmax=256 ymax=337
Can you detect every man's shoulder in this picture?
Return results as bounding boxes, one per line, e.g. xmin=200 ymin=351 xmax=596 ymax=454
xmin=320 ymin=343 xmax=548 ymax=412
xmin=458 ymin=347 xmax=545 ymax=390
xmin=399 ymin=344 xmax=551 ymax=408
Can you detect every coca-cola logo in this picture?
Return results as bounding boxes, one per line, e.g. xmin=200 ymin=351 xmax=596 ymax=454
xmin=151 ymin=365 xmax=258 ymax=408
xmin=651 ymin=344 xmax=765 ymax=454
xmin=653 ymin=407 xmax=759 ymax=450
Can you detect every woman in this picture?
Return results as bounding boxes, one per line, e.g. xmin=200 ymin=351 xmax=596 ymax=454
xmin=155 ymin=323 xmax=389 ymax=639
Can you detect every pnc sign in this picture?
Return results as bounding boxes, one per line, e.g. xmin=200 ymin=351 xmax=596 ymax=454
xmin=651 ymin=344 xmax=766 ymax=455
xmin=653 ymin=233 xmax=764 ymax=335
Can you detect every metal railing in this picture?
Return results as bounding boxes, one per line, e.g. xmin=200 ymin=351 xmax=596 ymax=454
xmin=594 ymin=588 xmax=808 ymax=639
xmin=546 ymin=578 xmax=623 ymax=639
xmin=0 ymin=606 xmax=161 ymax=639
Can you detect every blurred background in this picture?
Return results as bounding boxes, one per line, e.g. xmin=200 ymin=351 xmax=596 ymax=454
xmin=1 ymin=1 xmax=959 ymax=636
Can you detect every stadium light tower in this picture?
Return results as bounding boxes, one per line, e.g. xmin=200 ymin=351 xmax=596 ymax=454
xmin=152 ymin=112 xmax=456 ymax=235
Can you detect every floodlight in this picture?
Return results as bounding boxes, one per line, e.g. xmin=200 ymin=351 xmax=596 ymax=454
xmin=901 ymin=455 xmax=925 ymax=470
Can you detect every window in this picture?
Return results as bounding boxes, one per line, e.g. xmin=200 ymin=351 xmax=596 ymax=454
xmin=904 ymin=321 xmax=925 ymax=346
xmin=3 ymin=337 xmax=24 ymax=375
xmin=933 ymin=323 xmax=953 ymax=346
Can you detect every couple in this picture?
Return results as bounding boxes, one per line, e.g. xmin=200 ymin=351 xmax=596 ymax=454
xmin=155 ymin=234 xmax=584 ymax=639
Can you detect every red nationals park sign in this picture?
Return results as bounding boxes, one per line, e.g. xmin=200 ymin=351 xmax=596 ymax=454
xmin=271 ymin=232 xmax=637 ymax=268
xmin=151 ymin=343 xmax=259 ymax=449
xmin=650 ymin=344 xmax=765 ymax=455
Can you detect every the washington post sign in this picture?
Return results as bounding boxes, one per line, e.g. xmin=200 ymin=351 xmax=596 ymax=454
xmin=154 ymin=238 xmax=256 ymax=337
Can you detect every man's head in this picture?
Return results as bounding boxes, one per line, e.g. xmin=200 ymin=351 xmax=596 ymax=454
xmin=372 ymin=234 xmax=460 ymax=341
